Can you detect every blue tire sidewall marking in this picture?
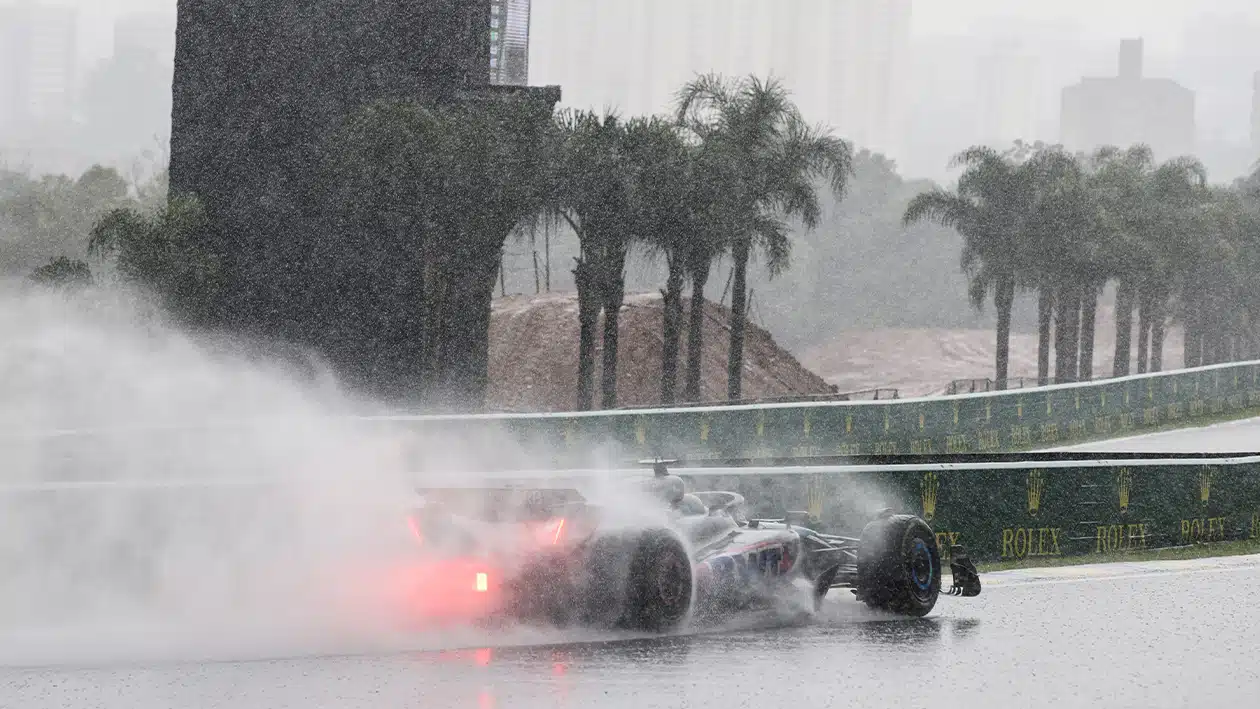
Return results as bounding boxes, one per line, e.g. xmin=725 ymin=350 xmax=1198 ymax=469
xmin=911 ymin=538 xmax=933 ymax=590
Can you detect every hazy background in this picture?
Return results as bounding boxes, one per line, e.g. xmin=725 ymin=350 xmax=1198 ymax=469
xmin=7 ymin=0 xmax=1260 ymax=181
xmin=4 ymin=0 xmax=1259 ymax=387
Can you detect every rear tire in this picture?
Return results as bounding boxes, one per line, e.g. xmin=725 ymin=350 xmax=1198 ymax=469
xmin=622 ymin=528 xmax=693 ymax=632
xmin=855 ymin=514 xmax=941 ymax=617
xmin=582 ymin=528 xmax=693 ymax=632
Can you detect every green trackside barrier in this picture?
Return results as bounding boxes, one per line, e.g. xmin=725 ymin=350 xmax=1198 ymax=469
xmin=660 ymin=454 xmax=1260 ymax=564
xmin=383 ymin=360 xmax=1260 ymax=471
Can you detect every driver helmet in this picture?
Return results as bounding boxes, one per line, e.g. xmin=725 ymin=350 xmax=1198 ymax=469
xmin=676 ymin=493 xmax=707 ymax=516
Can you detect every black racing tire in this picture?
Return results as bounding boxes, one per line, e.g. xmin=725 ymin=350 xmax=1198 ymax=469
xmin=581 ymin=528 xmax=693 ymax=632
xmin=855 ymin=514 xmax=941 ymax=617
xmin=621 ymin=528 xmax=693 ymax=632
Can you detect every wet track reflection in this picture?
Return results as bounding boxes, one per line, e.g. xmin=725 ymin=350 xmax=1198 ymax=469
xmin=6 ymin=555 xmax=1260 ymax=709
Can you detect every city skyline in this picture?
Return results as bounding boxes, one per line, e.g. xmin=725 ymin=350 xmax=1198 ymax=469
xmin=4 ymin=0 xmax=1260 ymax=180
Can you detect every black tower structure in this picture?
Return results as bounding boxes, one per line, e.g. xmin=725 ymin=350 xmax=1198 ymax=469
xmin=168 ymin=0 xmax=558 ymax=401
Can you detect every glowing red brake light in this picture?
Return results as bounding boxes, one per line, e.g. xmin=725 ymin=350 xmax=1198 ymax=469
xmin=475 ymin=572 xmax=488 ymax=592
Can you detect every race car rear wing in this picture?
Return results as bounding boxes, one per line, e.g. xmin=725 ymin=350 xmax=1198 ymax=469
xmin=413 ymin=485 xmax=587 ymax=523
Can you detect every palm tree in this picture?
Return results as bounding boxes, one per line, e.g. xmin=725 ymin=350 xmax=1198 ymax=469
xmin=87 ymin=193 xmax=222 ymax=323
xmin=1080 ymin=145 xmax=1157 ymax=378
xmin=675 ymin=73 xmax=853 ymax=401
xmin=548 ymin=109 xmax=635 ymax=410
xmin=904 ymin=147 xmax=1035 ymax=389
xmin=1019 ymin=146 xmax=1096 ymax=384
xmin=1141 ymin=156 xmax=1208 ymax=372
xmin=622 ymin=116 xmax=706 ymax=404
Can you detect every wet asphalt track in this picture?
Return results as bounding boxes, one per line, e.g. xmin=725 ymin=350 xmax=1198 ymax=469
xmin=1052 ymin=414 xmax=1260 ymax=453
xmin=9 ymin=418 xmax=1260 ymax=709
xmin=6 ymin=553 xmax=1260 ymax=709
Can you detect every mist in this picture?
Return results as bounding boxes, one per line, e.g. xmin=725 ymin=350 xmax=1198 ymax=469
xmin=0 ymin=278 xmax=716 ymax=668
xmin=0 ymin=280 xmax=541 ymax=667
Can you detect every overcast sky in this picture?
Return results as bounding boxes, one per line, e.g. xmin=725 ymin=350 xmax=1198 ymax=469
xmin=48 ymin=0 xmax=1260 ymax=56
xmin=913 ymin=0 xmax=1260 ymax=47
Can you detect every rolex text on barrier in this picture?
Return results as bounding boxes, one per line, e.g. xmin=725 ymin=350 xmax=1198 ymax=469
xmin=665 ymin=453 xmax=1260 ymax=564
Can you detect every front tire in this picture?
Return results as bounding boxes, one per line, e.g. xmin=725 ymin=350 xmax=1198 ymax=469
xmin=855 ymin=514 xmax=941 ymax=617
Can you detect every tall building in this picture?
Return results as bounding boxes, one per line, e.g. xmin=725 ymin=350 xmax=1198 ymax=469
xmin=975 ymin=41 xmax=1043 ymax=147
xmin=1060 ymin=39 xmax=1196 ymax=159
xmin=490 ymin=0 xmax=531 ymax=86
xmin=1252 ymin=71 xmax=1260 ymax=159
xmin=168 ymin=0 xmax=560 ymax=399
xmin=114 ymin=11 xmax=177 ymax=63
xmin=0 ymin=3 xmax=78 ymax=134
xmin=819 ymin=0 xmax=913 ymax=158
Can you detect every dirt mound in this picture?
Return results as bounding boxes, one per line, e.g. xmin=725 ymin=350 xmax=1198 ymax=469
xmin=800 ymin=303 xmax=1186 ymax=398
xmin=486 ymin=292 xmax=835 ymax=412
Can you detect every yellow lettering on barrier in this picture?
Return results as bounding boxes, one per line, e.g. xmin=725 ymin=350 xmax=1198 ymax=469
xmin=921 ymin=472 xmax=939 ymax=521
xmin=1039 ymin=423 xmax=1059 ymax=443
xmin=1250 ymin=513 xmax=1259 ymax=540
xmin=836 ymin=443 xmax=861 ymax=456
xmin=1095 ymin=523 xmax=1148 ymax=553
xmin=1166 ymin=403 xmax=1182 ymax=420
xmin=1118 ymin=413 xmax=1134 ymax=429
xmin=910 ymin=438 xmax=935 ymax=454
xmin=1001 ymin=527 xmax=1062 ymax=559
xmin=872 ymin=441 xmax=898 ymax=455
xmin=1179 ymin=517 xmax=1227 ymax=545
xmin=1211 ymin=399 xmax=1225 ymax=414
xmin=1142 ymin=407 xmax=1159 ymax=425
xmin=945 ymin=434 xmax=971 ymax=453
xmin=1093 ymin=416 xmax=1113 ymax=435
xmin=1009 ymin=425 xmax=1032 ymax=447
xmin=977 ymin=430 xmax=1000 ymax=451
xmin=1068 ymin=420 xmax=1087 ymax=439
xmin=1190 ymin=400 xmax=1206 ymax=416
xmin=1116 ymin=467 xmax=1133 ymax=514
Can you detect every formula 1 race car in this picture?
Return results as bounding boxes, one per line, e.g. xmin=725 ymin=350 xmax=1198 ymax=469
xmin=398 ymin=462 xmax=981 ymax=632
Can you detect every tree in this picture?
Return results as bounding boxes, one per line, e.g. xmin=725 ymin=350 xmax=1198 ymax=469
xmin=28 ymin=256 xmax=92 ymax=288
xmin=0 ymin=165 xmax=130 ymax=277
xmin=319 ymin=95 xmax=553 ymax=408
xmin=87 ymin=194 xmax=223 ymax=324
xmin=904 ymin=147 xmax=1035 ymax=389
xmin=1141 ymin=157 xmax=1209 ymax=372
xmin=621 ymin=116 xmax=695 ymax=404
xmin=675 ymin=73 xmax=852 ymax=400
xmin=547 ymin=109 xmax=635 ymax=410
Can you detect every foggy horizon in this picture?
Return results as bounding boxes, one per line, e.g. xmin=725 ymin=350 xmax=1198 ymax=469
xmin=6 ymin=0 xmax=1260 ymax=181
